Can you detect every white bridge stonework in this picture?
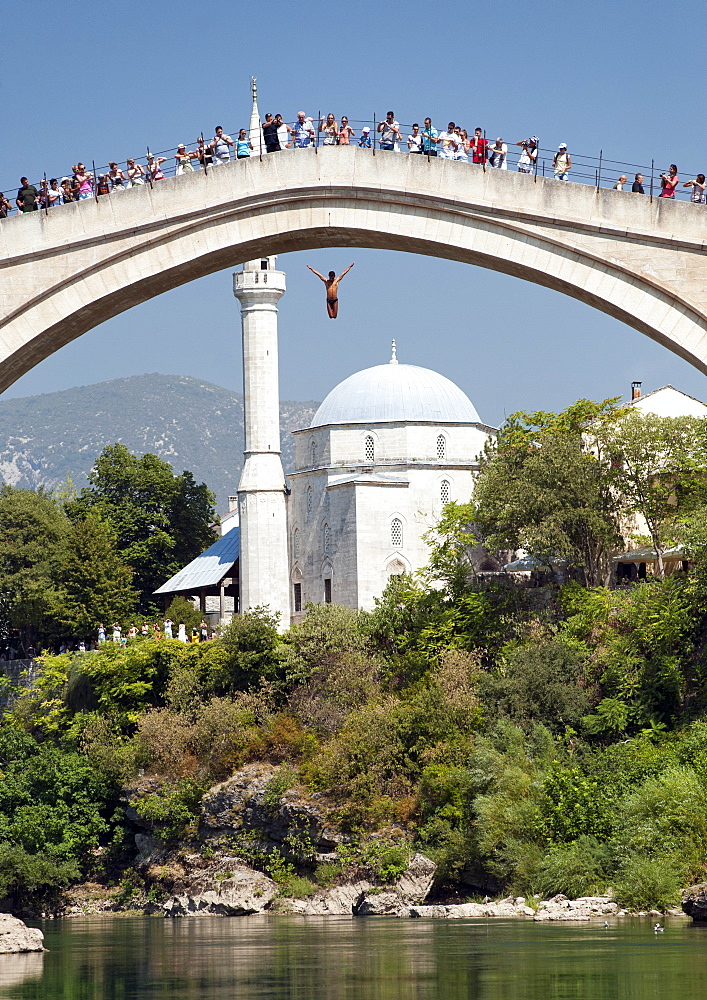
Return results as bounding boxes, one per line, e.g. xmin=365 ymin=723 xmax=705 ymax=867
xmin=0 ymin=146 xmax=706 ymax=391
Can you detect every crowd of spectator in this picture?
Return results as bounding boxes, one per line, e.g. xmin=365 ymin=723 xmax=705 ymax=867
xmin=37 ymin=618 xmax=220 ymax=656
xmin=1 ymin=113 xmax=705 ymax=218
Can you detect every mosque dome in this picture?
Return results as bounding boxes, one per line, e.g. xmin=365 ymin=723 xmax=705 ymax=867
xmin=311 ymin=347 xmax=481 ymax=427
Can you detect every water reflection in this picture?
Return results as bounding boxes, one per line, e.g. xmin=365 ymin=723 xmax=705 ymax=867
xmin=4 ymin=914 xmax=707 ymax=1000
xmin=0 ymin=952 xmax=44 ymax=989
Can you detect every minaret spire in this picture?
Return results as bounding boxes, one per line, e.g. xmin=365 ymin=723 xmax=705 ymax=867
xmin=233 ymin=257 xmax=290 ymax=629
xmin=390 ymin=339 xmax=398 ymax=365
xmin=249 ymin=76 xmax=261 ymax=155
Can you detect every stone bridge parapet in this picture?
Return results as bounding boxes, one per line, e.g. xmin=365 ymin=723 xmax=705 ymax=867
xmin=0 ymin=146 xmax=705 ymax=390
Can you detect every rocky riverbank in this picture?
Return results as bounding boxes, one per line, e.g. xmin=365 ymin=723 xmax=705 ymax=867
xmin=57 ymin=763 xmax=690 ymax=923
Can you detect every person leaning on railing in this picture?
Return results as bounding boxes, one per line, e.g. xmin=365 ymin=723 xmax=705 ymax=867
xmin=174 ymin=144 xmax=197 ymax=175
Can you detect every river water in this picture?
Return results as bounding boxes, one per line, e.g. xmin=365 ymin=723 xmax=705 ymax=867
xmin=1 ymin=914 xmax=704 ymax=1000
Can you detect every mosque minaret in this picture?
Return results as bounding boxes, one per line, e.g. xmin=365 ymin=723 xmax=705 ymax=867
xmin=233 ymin=257 xmax=290 ymax=627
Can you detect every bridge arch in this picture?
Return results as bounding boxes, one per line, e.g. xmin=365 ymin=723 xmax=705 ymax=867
xmin=0 ymin=146 xmax=705 ymax=391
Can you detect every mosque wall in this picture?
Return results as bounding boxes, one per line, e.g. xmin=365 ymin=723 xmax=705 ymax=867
xmin=295 ymin=423 xmax=492 ymax=469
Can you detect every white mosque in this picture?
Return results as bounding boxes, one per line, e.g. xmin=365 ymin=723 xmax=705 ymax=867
xmin=156 ymin=256 xmax=496 ymax=627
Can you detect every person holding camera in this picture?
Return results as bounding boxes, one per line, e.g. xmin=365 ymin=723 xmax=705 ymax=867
xmin=262 ymin=113 xmax=281 ymax=153
xmin=516 ymin=136 xmax=538 ymax=174
xmin=210 ymin=126 xmax=234 ymax=165
xmin=682 ymin=173 xmax=706 ymax=204
xmin=659 ymin=164 xmax=679 ymax=198
xmin=377 ymin=111 xmax=402 ymax=151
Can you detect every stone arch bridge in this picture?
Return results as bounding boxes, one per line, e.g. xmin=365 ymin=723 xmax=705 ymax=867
xmin=0 ymin=146 xmax=705 ymax=392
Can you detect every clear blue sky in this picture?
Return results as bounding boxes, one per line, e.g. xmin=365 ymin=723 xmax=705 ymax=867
xmin=1 ymin=0 xmax=705 ymax=426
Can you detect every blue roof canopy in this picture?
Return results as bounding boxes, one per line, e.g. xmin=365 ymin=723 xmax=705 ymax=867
xmin=154 ymin=528 xmax=239 ymax=595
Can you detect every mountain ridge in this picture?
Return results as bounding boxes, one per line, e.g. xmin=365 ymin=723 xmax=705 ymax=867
xmin=0 ymin=374 xmax=320 ymax=512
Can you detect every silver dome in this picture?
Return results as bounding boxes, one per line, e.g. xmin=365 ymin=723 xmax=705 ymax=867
xmin=311 ymin=362 xmax=481 ymax=427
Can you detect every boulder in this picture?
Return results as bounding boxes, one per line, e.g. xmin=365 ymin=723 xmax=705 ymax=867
xmin=410 ymin=900 xmax=535 ymax=919
xmin=0 ymin=913 xmax=44 ymax=953
xmin=355 ymin=892 xmax=410 ymax=917
xmin=354 ymin=853 xmax=437 ymax=917
xmin=533 ymin=895 xmax=618 ymax=922
xmin=200 ymin=764 xmax=344 ymax=852
xmin=285 ymin=881 xmax=373 ymax=916
xmin=410 ymin=904 xmax=454 ymax=919
xmin=283 ymin=853 xmax=437 ymax=917
xmin=163 ymin=860 xmax=277 ymax=917
xmin=682 ymin=883 xmax=707 ymax=921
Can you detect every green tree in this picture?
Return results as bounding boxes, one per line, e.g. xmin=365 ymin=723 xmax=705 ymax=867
xmin=472 ymin=399 xmax=623 ymax=586
xmin=53 ymin=515 xmax=137 ymax=636
xmin=598 ymin=411 xmax=707 ymax=577
xmin=207 ymin=608 xmax=282 ymax=694
xmin=423 ymin=502 xmax=479 ymax=595
xmin=0 ymin=485 xmax=69 ymax=648
xmin=66 ymin=444 xmax=217 ymax=609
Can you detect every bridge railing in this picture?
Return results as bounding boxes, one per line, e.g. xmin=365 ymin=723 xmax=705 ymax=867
xmin=1 ymin=118 xmax=703 ymax=219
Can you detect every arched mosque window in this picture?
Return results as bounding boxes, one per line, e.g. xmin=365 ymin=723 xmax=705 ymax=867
xmin=391 ymin=518 xmax=403 ymax=549
xmin=441 ymin=480 xmax=451 ymax=505
xmin=365 ymin=435 xmax=375 ymax=462
xmin=437 ymin=434 xmax=447 ymax=460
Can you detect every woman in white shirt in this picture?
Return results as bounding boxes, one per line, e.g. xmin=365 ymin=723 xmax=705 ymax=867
xmin=683 ymin=174 xmax=706 ymax=203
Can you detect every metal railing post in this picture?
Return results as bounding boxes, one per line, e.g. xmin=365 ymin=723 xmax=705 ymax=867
xmin=597 ymin=149 xmax=602 ymax=190
xmin=650 ymin=158 xmax=654 ymax=203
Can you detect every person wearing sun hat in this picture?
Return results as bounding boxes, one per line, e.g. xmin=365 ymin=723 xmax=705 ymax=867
xmin=553 ymin=142 xmax=572 ymax=181
xmin=359 ymin=126 xmax=372 ymax=148
xmin=174 ymin=143 xmax=196 ymax=175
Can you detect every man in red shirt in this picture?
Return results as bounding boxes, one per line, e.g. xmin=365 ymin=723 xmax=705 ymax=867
xmin=471 ymin=127 xmax=488 ymax=165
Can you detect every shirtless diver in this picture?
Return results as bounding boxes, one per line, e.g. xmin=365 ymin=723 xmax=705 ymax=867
xmin=306 ymin=262 xmax=355 ymax=318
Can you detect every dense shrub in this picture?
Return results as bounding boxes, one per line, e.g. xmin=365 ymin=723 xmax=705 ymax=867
xmin=613 ymin=855 xmax=684 ymax=912
xmin=480 ymin=639 xmax=594 ymax=732
xmin=207 ymin=609 xmax=282 ymax=693
xmin=134 ymin=779 xmax=206 ymax=843
xmin=534 ymin=837 xmax=610 ymax=899
xmin=0 ymin=727 xmax=122 ymax=908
